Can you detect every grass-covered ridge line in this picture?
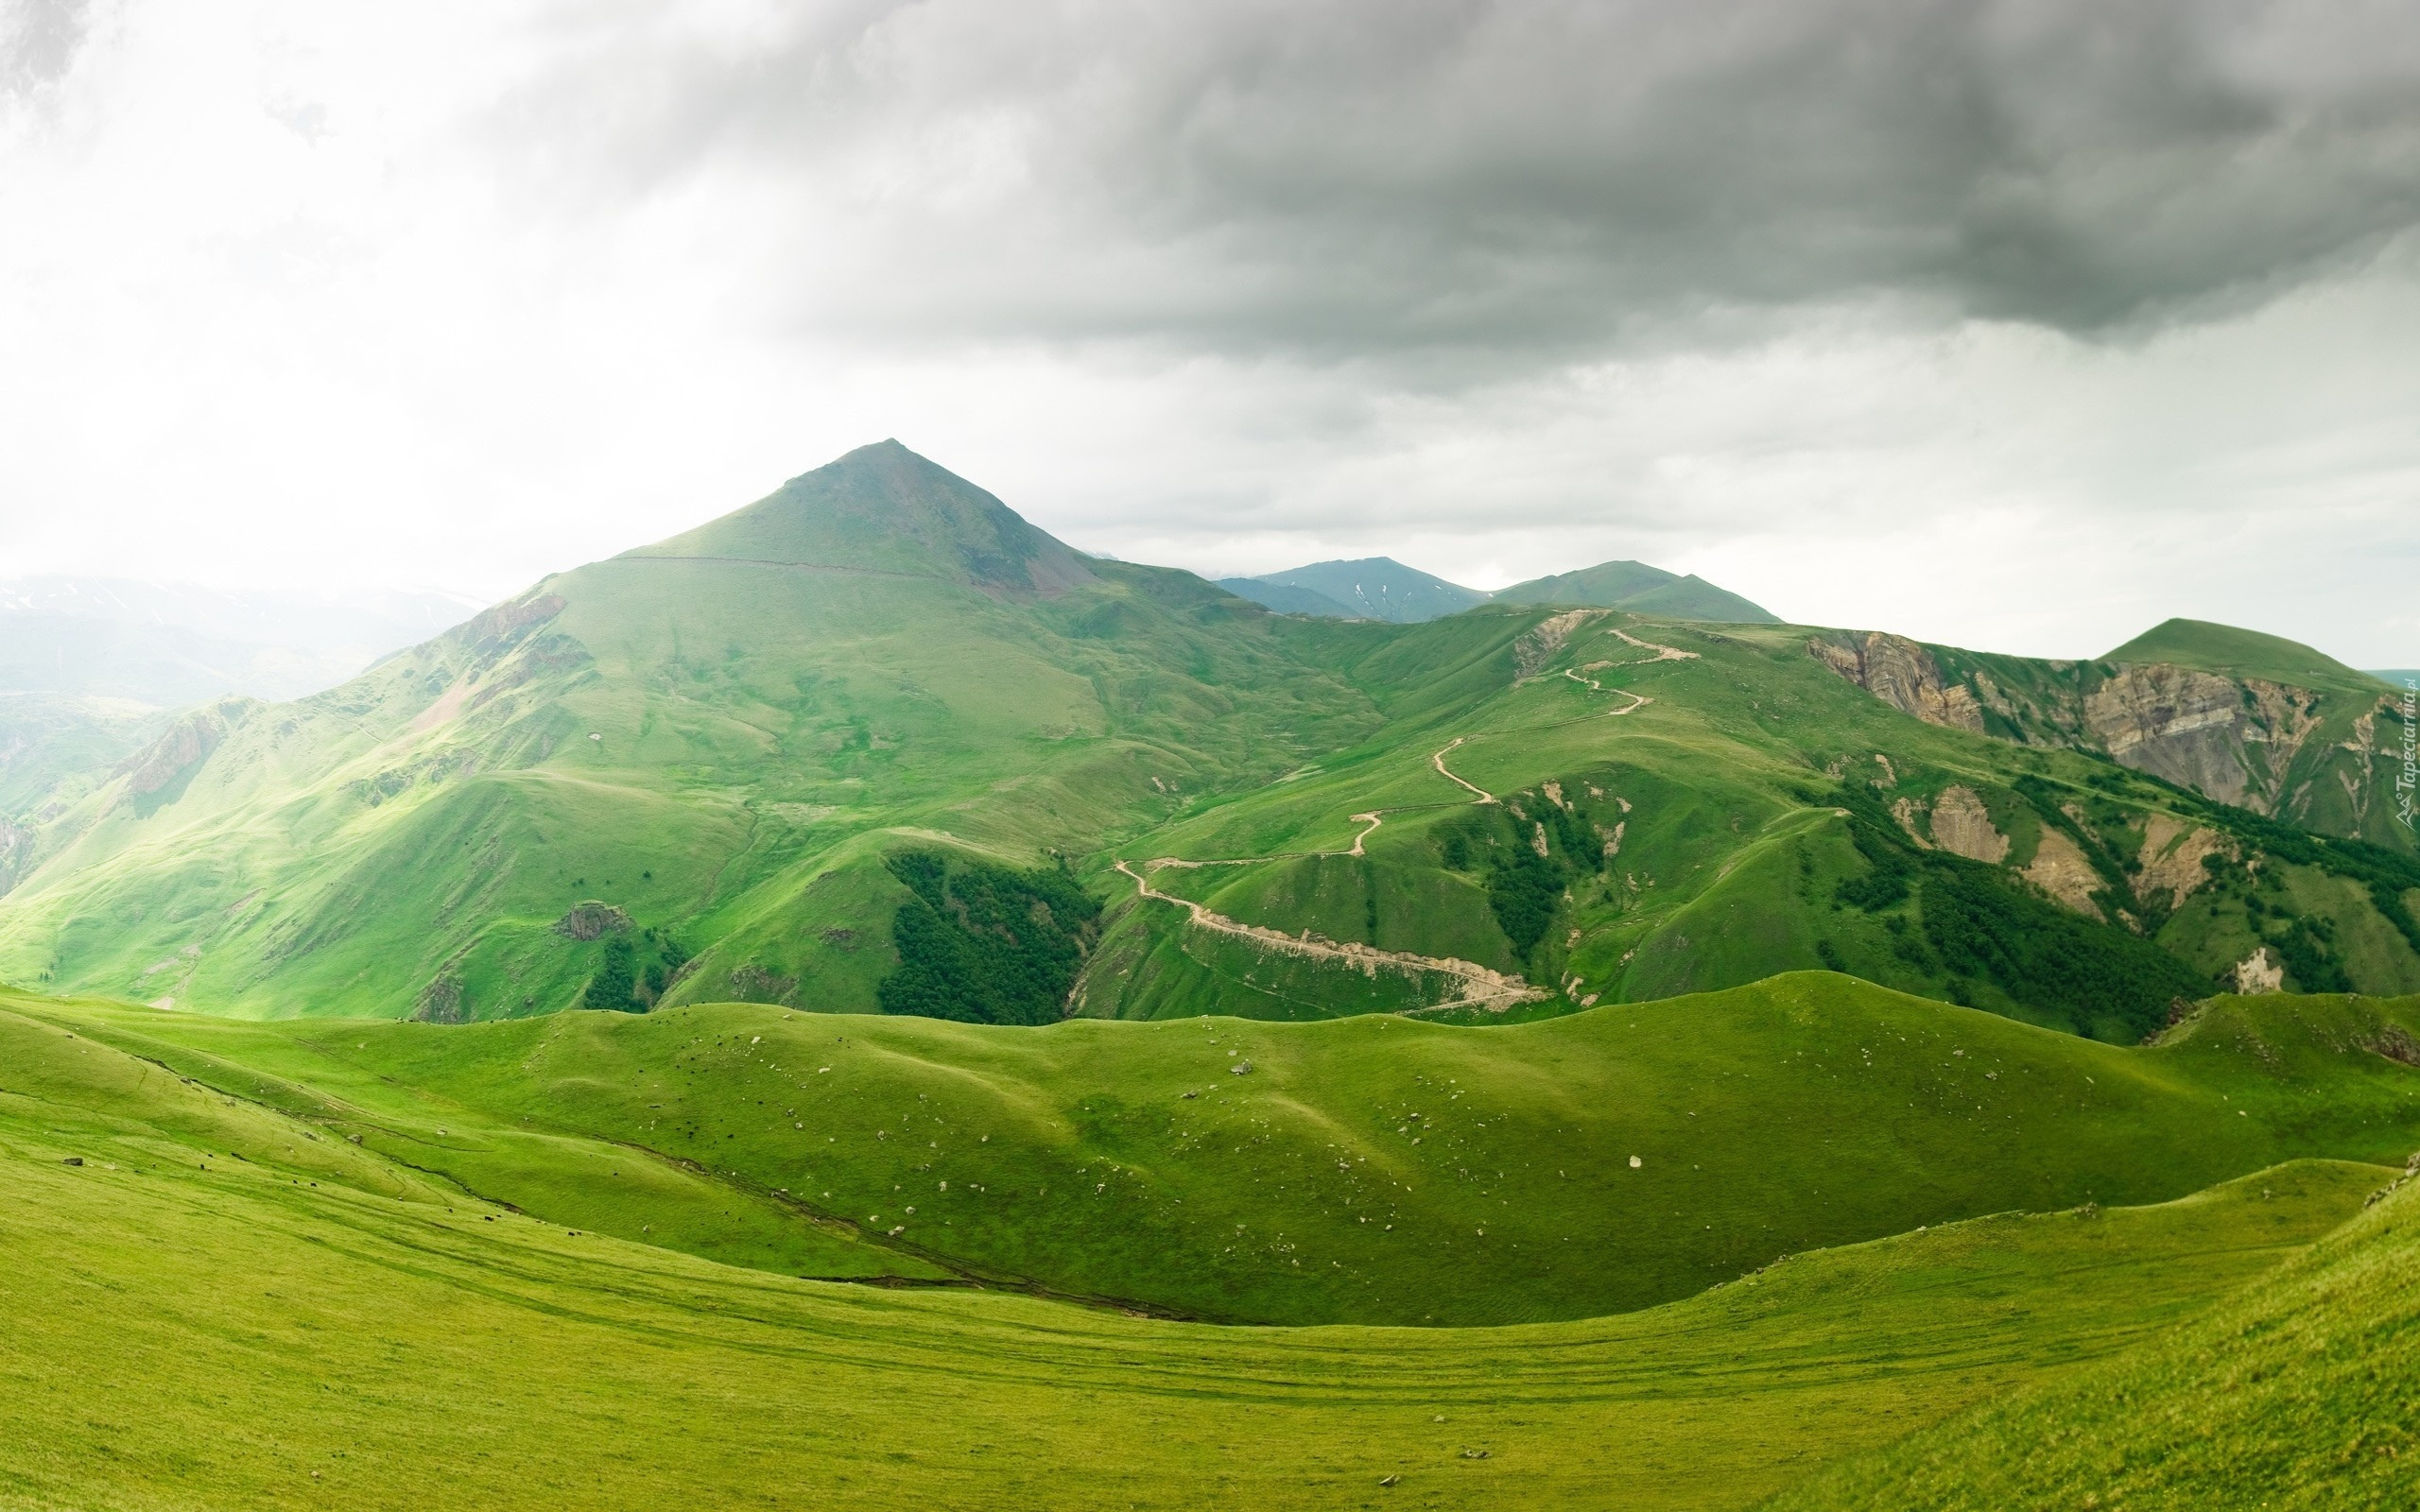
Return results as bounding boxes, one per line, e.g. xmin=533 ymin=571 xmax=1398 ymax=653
xmin=0 ymin=985 xmax=2401 ymax=1510
xmin=27 ymin=974 xmax=2420 ymax=1327
xmin=1788 ymin=1160 xmax=2420 ymax=1510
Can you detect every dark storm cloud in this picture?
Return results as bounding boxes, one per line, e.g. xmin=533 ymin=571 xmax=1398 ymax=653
xmin=500 ymin=0 xmax=2420 ymax=359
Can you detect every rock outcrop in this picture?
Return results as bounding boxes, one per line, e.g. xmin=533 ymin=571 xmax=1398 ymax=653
xmin=554 ymin=902 xmax=633 ymax=941
xmin=0 ymin=817 xmax=29 ymax=897
xmin=1927 ymin=785 xmax=2010 ymax=863
xmin=1812 ymin=631 xmax=2366 ymax=827
xmin=2022 ymin=828 xmax=2104 ymax=917
xmin=2233 ymin=946 xmax=2284 ymax=994
xmin=1808 ymin=634 xmax=1985 ymax=733
xmin=2135 ymin=815 xmax=2231 ymax=910
xmin=114 ymin=698 xmax=256 ymax=804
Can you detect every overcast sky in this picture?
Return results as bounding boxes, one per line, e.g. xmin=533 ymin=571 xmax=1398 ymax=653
xmin=4 ymin=0 xmax=2419 ymax=662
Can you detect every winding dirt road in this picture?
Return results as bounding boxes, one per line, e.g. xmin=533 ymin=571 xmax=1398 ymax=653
xmin=1115 ymin=618 xmax=1695 ymax=1013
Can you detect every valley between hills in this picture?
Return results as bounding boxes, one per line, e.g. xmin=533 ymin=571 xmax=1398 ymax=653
xmin=4 ymin=441 xmax=2418 ymax=1508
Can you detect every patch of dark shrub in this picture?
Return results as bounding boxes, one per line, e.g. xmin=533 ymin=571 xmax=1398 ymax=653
xmin=877 ymin=851 xmax=1103 ymax=1025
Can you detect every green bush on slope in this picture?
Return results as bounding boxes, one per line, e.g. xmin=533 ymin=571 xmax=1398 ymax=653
xmin=877 ymin=850 xmax=1102 ymax=1024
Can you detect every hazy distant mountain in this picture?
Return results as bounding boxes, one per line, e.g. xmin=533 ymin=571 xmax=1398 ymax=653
xmin=1236 ymin=558 xmax=1486 ymax=622
xmin=1215 ymin=577 xmax=1360 ymax=618
xmin=0 ymin=577 xmax=482 ymax=705
xmin=1490 ymin=560 xmax=1780 ymax=623
xmin=1222 ymin=556 xmax=1776 ymax=624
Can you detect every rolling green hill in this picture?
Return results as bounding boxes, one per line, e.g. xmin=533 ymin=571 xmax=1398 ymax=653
xmin=1789 ymin=1157 xmax=2420 ymax=1510
xmin=3 ymin=979 xmax=2411 ymax=1509
xmin=1084 ymin=609 xmax=2420 ymax=1029
xmin=21 ymin=975 xmax=2420 ymax=1327
xmin=2104 ymin=616 xmax=2385 ymax=690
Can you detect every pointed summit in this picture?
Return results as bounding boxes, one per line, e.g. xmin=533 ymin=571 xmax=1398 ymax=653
xmin=1491 ymin=560 xmax=1778 ymax=623
xmin=632 ymin=440 xmax=1095 ymax=595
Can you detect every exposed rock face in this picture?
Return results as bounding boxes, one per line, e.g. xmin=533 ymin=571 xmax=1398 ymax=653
xmin=412 ymin=973 xmax=469 ymax=1023
xmin=1809 ymin=632 xmax=2376 ymax=833
xmin=2136 ymin=815 xmax=2231 ymax=910
xmin=1514 ymin=610 xmax=1598 ymax=679
xmin=554 ymin=902 xmax=633 ymax=941
xmin=2233 ymin=946 xmax=2284 ymax=994
xmin=2022 ymin=827 xmax=2104 ymax=917
xmin=0 ymin=816 xmax=28 ymax=897
xmin=116 ymin=699 xmax=252 ymax=800
xmin=1890 ymin=797 xmax=1932 ymax=848
xmin=2079 ymin=666 xmax=2321 ymax=815
xmin=1807 ymin=634 xmax=1984 ymax=733
xmin=1927 ymin=785 xmax=2010 ymax=863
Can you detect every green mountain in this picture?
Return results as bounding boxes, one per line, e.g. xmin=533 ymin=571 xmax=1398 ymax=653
xmin=1490 ymin=559 xmax=1780 ymax=622
xmin=2104 ymin=616 xmax=2386 ymax=691
xmin=1253 ymin=557 xmax=1488 ymax=622
xmin=0 ymin=441 xmax=1390 ymax=1020
xmin=2 ymin=441 xmax=2415 ymax=1044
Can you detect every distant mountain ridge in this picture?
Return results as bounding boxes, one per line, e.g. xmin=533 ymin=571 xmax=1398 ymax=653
xmin=1221 ymin=555 xmax=1778 ymax=624
xmin=1250 ymin=558 xmax=1487 ymax=623
xmin=0 ymin=576 xmax=481 ymax=705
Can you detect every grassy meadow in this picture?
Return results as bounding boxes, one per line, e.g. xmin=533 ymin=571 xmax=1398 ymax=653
xmin=17 ymin=977 xmax=2420 ymax=1327
xmin=2 ymin=982 xmax=2408 ymax=1511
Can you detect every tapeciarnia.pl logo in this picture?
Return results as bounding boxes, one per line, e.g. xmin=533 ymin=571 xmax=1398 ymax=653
xmin=2397 ymin=678 xmax=2417 ymax=830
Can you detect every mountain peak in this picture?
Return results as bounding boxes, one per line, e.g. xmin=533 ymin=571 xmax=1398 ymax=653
xmin=2102 ymin=617 xmax=2376 ymax=689
xmin=1491 ymin=560 xmax=1779 ymax=623
xmin=632 ymin=441 xmax=1095 ymax=595
xmin=1253 ymin=558 xmax=1485 ymax=622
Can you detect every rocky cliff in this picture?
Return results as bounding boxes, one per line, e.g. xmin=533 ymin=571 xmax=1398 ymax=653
xmin=1811 ymin=628 xmax=2402 ymax=847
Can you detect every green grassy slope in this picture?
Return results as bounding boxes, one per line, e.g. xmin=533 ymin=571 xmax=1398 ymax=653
xmin=0 ymin=445 xmax=1384 ymax=1021
xmin=0 ymin=693 xmax=164 ymax=817
xmin=1086 ymin=610 xmax=2420 ymax=1027
xmin=0 ymin=988 xmax=2399 ymax=1511
xmin=1491 ymin=560 xmax=1780 ymax=623
xmin=26 ymin=977 xmax=2420 ymax=1328
xmin=2105 ymin=616 xmax=2385 ymax=691
xmin=1786 ymin=1161 xmax=2420 ymax=1511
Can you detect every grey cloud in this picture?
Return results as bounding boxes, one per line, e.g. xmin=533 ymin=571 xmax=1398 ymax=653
xmin=488 ymin=0 xmax=2420 ymax=361
xmin=0 ymin=0 xmax=88 ymax=95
